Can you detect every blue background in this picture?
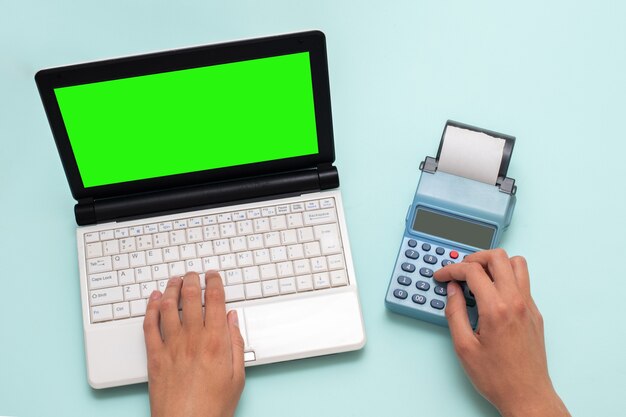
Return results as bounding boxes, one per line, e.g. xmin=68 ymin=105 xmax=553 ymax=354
xmin=1 ymin=1 xmax=624 ymax=416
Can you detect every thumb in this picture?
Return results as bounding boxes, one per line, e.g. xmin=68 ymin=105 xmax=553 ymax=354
xmin=227 ymin=310 xmax=246 ymax=382
xmin=445 ymin=281 xmax=477 ymax=358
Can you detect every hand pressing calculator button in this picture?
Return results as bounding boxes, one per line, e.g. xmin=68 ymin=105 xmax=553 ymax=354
xmin=386 ymin=237 xmax=479 ymax=329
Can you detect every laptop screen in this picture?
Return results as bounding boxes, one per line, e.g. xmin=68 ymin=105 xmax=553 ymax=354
xmin=53 ymin=51 xmax=319 ymax=188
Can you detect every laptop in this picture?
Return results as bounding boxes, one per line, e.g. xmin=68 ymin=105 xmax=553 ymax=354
xmin=35 ymin=30 xmax=366 ymax=389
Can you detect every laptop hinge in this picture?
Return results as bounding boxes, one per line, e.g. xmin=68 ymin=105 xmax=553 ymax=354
xmin=75 ymin=166 xmax=340 ymax=226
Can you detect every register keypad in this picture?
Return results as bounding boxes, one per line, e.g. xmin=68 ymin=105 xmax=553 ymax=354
xmin=389 ymin=237 xmax=478 ymax=326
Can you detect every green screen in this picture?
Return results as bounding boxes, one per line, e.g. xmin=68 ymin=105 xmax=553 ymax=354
xmin=54 ymin=52 xmax=319 ymax=188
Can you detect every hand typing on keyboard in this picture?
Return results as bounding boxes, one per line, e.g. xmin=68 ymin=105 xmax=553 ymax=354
xmin=434 ymin=249 xmax=570 ymax=417
xmin=143 ymin=271 xmax=245 ymax=417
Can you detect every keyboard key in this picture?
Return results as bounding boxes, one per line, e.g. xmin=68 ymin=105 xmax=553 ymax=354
xmin=287 ymin=213 xmax=303 ymax=228
xmin=405 ymin=249 xmax=419 ymax=259
xmin=264 ymin=232 xmax=281 ymax=247
xmin=305 ymin=200 xmax=320 ymax=210
xmin=253 ymin=249 xmax=270 ymax=265
xmin=290 ymin=203 xmax=305 ymax=212
xmin=280 ymin=229 xmax=298 ymax=245
xmin=136 ymin=235 xmax=153 ymax=250
xmin=87 ymin=256 xmax=112 ymax=274
xmin=450 ymin=250 xmax=459 ymax=259
xmin=203 ymin=225 xmax=220 ymax=240
xmin=118 ymin=269 xmax=135 ymax=285
xmin=88 ymin=271 xmax=118 ymax=290
xmin=279 ymin=277 xmax=296 ymax=294
xmin=261 ymin=280 xmax=279 ymax=297
xmin=217 ymin=213 xmax=232 ymax=223
xmin=430 ymin=299 xmax=445 ymax=310
xmin=270 ymin=215 xmax=287 ymax=231
xmin=397 ymin=275 xmax=412 ymax=286
xmin=401 ymin=262 xmax=415 ymax=273
xmin=412 ymin=294 xmax=426 ymax=305
xmin=187 ymin=227 xmax=203 ymax=243
xmin=245 ymin=282 xmax=263 ymax=299
xmin=99 ymin=230 xmax=114 ymax=241
xmin=153 ymin=232 xmax=170 ymax=248
xmin=202 ymin=256 xmax=220 ymax=271
xmin=276 ymin=261 xmax=294 ymax=277
xmin=146 ymin=249 xmax=164 ymax=265
xmin=91 ymin=305 xmax=113 ymax=322
xmin=168 ymin=261 xmax=185 ymax=277
xmin=130 ymin=299 xmax=147 ymax=317
xmin=220 ymin=223 xmax=236 ymax=238
xmin=112 ymin=254 xmax=130 ymax=270
xmin=303 ymin=241 xmax=321 ymax=257
xmin=129 ymin=226 xmax=144 ymax=236
xmin=419 ymin=267 xmax=434 ymax=278
xmin=170 ymin=230 xmax=186 ymax=244
xmin=134 ymin=266 xmax=152 ymax=282
xmin=407 ymin=239 xmax=417 ymax=248
xmin=393 ymin=289 xmax=408 ymax=300
xmin=144 ymin=224 xmax=158 ymax=234
xmin=84 ymin=232 xmax=99 ymax=243
xmin=303 ymin=209 xmax=337 ymax=225
xmin=260 ymin=264 xmax=277 ymax=280
xmin=236 ymin=251 xmax=253 ymax=267
xmin=293 ymin=259 xmax=311 ymax=275
xmin=185 ymin=258 xmax=202 ymax=273
xmin=423 ymin=255 xmax=438 ymax=265
xmin=242 ymin=266 xmax=260 ymax=282
xmin=296 ymin=275 xmax=313 ymax=291
xmin=287 ymin=244 xmax=305 ymax=260
xmin=270 ymin=246 xmax=287 ymax=262
xmin=152 ymin=264 xmax=168 ymax=280
xmin=320 ymin=198 xmax=334 ymax=208
xmin=103 ymin=240 xmax=119 ymax=255
xmin=434 ymin=285 xmax=447 ymax=296
xmin=326 ymin=254 xmax=345 ymax=270
xmin=236 ymin=220 xmax=253 ymax=235
xmin=123 ymin=284 xmax=141 ymax=301
xmin=261 ymin=206 xmax=276 ymax=217
xmin=158 ymin=222 xmax=173 ymax=232
xmin=435 ymin=247 xmax=445 ymax=255
xmin=86 ymin=242 xmax=103 ymax=258
xmin=113 ymin=302 xmax=130 ymax=319
xmin=314 ymin=224 xmax=342 ymax=255
xmin=313 ymin=272 xmax=330 ymax=289
xmin=416 ymin=281 xmax=430 ymax=291
xmin=246 ymin=234 xmax=264 ymax=250
xmin=202 ymin=215 xmax=217 ymax=225
xmin=297 ymin=227 xmax=315 ymax=242
xmin=140 ymin=281 xmax=157 ymax=298
xmin=421 ymin=243 xmax=431 ymax=251
xmin=114 ymin=228 xmax=129 ymax=239
xmin=442 ymin=260 xmax=454 ymax=267
xmin=119 ymin=238 xmax=136 ymax=253
xmin=219 ymin=254 xmax=237 ymax=269
xmin=310 ymin=257 xmax=328 ymax=272
xmin=330 ymin=270 xmax=348 ymax=287
xmin=179 ymin=244 xmax=197 ymax=260
xmin=163 ymin=247 xmax=180 ymax=262
xmin=129 ymin=251 xmax=146 ymax=268
xmin=226 ymin=269 xmax=243 ymax=285
xmin=232 ymin=211 xmax=247 ymax=221
xmin=90 ymin=287 xmax=123 ymax=306
xmin=213 ymin=239 xmax=231 ymax=255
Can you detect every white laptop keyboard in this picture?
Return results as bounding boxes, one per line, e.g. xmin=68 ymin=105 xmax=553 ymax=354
xmin=84 ymin=197 xmax=349 ymax=323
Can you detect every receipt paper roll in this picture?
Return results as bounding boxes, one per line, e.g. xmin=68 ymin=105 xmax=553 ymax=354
xmin=437 ymin=125 xmax=505 ymax=185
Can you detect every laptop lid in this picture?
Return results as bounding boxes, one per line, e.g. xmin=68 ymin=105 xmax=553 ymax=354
xmin=35 ymin=31 xmax=336 ymax=205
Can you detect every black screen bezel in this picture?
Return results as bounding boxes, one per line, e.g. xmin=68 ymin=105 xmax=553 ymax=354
xmin=35 ymin=31 xmax=335 ymax=200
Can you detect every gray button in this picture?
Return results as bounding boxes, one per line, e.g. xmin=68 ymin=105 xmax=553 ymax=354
xmin=401 ymin=262 xmax=416 ymax=273
xmin=405 ymin=249 xmax=419 ymax=260
xmin=419 ymin=267 xmax=434 ymax=278
xmin=397 ymin=275 xmax=412 ymax=286
xmin=423 ymin=255 xmax=438 ymax=265
xmin=393 ymin=289 xmax=408 ymax=299
xmin=434 ymin=285 xmax=447 ymax=296
xmin=435 ymin=247 xmax=445 ymax=255
xmin=430 ymin=299 xmax=445 ymax=310
xmin=416 ymin=280 xmax=430 ymax=291
xmin=412 ymin=294 xmax=426 ymax=305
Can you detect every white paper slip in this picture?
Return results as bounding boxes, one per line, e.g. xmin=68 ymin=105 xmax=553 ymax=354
xmin=437 ymin=125 xmax=506 ymax=185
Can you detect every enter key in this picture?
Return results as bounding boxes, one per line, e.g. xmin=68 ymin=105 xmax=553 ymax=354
xmin=313 ymin=223 xmax=342 ymax=255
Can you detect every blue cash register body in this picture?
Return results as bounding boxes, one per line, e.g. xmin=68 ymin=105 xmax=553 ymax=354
xmin=385 ymin=121 xmax=517 ymax=328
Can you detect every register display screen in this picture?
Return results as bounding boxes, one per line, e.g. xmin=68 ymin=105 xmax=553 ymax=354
xmin=412 ymin=208 xmax=495 ymax=249
xmin=53 ymin=52 xmax=319 ymax=188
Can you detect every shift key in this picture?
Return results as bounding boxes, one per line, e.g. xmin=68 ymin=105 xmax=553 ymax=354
xmin=313 ymin=224 xmax=342 ymax=255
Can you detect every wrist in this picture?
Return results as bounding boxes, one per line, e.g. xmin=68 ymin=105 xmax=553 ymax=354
xmin=498 ymin=388 xmax=570 ymax=417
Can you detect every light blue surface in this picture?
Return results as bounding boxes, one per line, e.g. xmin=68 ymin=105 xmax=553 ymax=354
xmin=1 ymin=1 xmax=625 ymax=416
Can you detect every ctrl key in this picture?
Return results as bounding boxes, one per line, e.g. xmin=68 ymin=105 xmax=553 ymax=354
xmin=393 ymin=289 xmax=408 ymax=300
xmin=91 ymin=304 xmax=113 ymax=323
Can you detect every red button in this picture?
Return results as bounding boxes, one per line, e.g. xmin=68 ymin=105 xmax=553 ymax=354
xmin=450 ymin=251 xmax=459 ymax=259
